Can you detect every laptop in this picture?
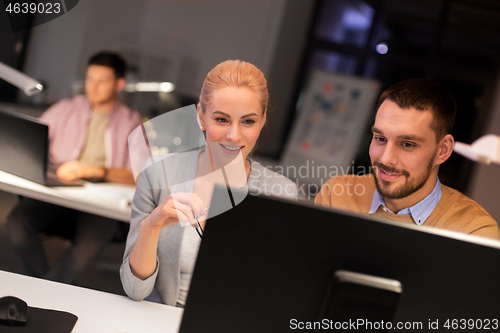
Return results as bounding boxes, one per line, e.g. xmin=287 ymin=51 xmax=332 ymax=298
xmin=179 ymin=186 xmax=500 ymax=333
xmin=0 ymin=107 xmax=83 ymax=186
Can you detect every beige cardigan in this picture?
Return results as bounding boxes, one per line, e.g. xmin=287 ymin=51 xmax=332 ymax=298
xmin=315 ymin=174 xmax=500 ymax=240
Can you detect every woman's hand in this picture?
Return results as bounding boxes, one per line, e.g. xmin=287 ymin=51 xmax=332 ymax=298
xmin=142 ymin=192 xmax=205 ymax=230
xmin=130 ymin=192 xmax=205 ymax=280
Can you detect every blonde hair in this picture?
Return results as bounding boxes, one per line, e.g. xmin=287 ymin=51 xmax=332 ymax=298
xmin=199 ymin=60 xmax=268 ymax=115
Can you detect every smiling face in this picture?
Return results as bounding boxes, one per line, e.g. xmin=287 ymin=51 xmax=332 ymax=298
xmin=369 ymin=99 xmax=447 ymax=209
xmin=198 ymin=86 xmax=266 ymax=165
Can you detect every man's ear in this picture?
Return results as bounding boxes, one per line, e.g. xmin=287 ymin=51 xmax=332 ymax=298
xmin=116 ymin=78 xmax=126 ymax=92
xmin=436 ymin=134 xmax=454 ymax=165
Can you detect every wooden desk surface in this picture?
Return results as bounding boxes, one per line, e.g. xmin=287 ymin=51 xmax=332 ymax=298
xmin=0 ymin=270 xmax=183 ymax=332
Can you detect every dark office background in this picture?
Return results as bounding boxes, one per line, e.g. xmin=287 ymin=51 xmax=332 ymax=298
xmin=280 ymin=0 xmax=500 ymax=194
xmin=1 ymin=0 xmax=500 ymax=193
xmin=0 ymin=10 xmax=33 ymax=102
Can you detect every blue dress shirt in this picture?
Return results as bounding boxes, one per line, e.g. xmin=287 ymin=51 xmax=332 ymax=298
xmin=368 ymin=177 xmax=442 ymax=226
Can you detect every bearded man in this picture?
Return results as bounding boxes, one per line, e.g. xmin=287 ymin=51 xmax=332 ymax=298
xmin=315 ymin=78 xmax=500 ymax=239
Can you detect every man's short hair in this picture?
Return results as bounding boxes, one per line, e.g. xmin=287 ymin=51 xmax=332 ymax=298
xmin=88 ymin=51 xmax=127 ymax=79
xmin=377 ymin=78 xmax=457 ymax=141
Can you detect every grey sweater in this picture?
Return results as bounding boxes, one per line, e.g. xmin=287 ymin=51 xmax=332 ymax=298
xmin=120 ymin=150 xmax=297 ymax=305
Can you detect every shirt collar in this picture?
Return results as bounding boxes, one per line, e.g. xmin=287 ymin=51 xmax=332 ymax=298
xmin=368 ymin=177 xmax=442 ymax=226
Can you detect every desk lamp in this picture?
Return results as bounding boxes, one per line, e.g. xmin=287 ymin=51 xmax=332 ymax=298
xmin=0 ymin=61 xmax=43 ymax=96
xmin=454 ymin=134 xmax=500 ymax=164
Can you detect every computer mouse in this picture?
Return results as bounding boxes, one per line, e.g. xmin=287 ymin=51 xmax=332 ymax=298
xmin=0 ymin=296 xmax=28 ymax=326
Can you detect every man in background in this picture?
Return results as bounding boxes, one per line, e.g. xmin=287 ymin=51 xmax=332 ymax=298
xmin=315 ymin=78 xmax=500 ymax=239
xmin=7 ymin=51 xmax=142 ymax=283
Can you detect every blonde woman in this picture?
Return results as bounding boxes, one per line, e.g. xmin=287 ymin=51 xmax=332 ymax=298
xmin=120 ymin=60 xmax=297 ymax=306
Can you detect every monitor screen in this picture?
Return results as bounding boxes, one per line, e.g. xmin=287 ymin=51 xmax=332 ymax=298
xmin=180 ymin=186 xmax=500 ymax=333
xmin=0 ymin=107 xmax=48 ymax=184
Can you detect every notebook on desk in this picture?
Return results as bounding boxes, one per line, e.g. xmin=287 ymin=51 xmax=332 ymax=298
xmin=0 ymin=107 xmax=83 ymax=187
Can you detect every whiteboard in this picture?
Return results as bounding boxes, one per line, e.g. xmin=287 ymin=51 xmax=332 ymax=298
xmin=282 ymin=70 xmax=381 ymax=187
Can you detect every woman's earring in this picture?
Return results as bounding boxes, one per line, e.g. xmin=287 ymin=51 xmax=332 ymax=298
xmin=201 ymin=126 xmax=205 ymax=131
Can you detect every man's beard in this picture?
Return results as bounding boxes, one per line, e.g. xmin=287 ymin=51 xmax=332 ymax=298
xmin=372 ymin=160 xmax=433 ymax=200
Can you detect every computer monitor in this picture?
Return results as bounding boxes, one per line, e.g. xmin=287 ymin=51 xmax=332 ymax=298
xmin=0 ymin=107 xmax=82 ymax=186
xmin=180 ymin=186 xmax=500 ymax=332
xmin=0 ymin=107 xmax=48 ymax=184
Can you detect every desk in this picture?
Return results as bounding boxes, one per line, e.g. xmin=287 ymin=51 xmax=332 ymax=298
xmin=0 ymin=270 xmax=183 ymax=332
xmin=0 ymin=170 xmax=132 ymax=222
